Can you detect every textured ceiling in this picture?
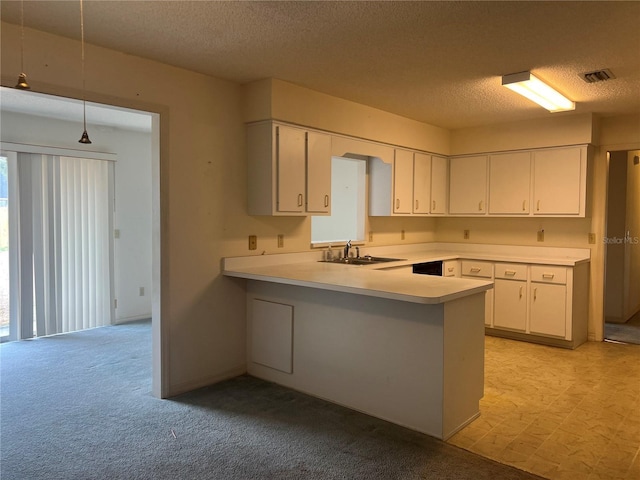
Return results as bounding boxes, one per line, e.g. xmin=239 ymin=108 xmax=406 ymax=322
xmin=1 ymin=0 xmax=639 ymax=130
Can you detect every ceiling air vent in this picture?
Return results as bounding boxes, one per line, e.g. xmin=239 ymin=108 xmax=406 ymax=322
xmin=580 ymin=69 xmax=616 ymax=83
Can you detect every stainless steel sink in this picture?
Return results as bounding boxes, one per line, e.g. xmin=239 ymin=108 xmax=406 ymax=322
xmin=321 ymin=256 xmax=405 ymax=265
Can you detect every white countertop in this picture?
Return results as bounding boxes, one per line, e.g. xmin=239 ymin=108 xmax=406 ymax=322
xmin=223 ymin=260 xmax=492 ymax=304
xmin=222 ymin=242 xmax=590 ymax=305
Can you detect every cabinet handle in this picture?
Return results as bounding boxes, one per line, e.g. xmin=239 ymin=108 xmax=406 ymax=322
xmin=448 ymin=267 xmax=454 ymax=272
xmin=537 ymin=200 xmax=540 ymax=211
xmin=542 ymin=273 xmax=555 ymax=279
xmin=324 ymin=195 xmax=329 ymax=208
xmin=415 ymin=200 xmax=419 ymax=210
xmin=519 ymin=286 xmax=523 ymax=299
xmin=470 ymin=267 xmax=481 ymax=273
xmin=522 ymin=200 xmax=526 ymax=211
xmin=533 ymin=288 xmax=537 ymax=301
xmin=396 ymin=199 xmax=400 ymax=209
xmin=505 ymin=270 xmax=516 ymax=276
xmin=298 ymin=194 xmax=303 ymax=207
xmin=478 ymin=200 xmax=483 ymax=211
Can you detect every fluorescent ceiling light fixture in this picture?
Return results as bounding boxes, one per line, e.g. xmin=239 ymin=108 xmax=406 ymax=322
xmin=502 ymin=72 xmax=575 ymax=112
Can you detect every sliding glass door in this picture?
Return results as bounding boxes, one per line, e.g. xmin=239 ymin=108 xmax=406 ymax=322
xmin=1 ymin=151 xmax=114 ymax=341
xmin=0 ymin=156 xmax=8 ymax=340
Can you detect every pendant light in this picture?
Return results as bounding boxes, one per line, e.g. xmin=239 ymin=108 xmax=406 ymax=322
xmin=78 ymin=0 xmax=92 ymax=144
xmin=15 ymin=0 xmax=30 ymax=90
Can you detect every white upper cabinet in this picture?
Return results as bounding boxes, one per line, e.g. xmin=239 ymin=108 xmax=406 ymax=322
xmin=276 ymin=124 xmax=307 ymax=213
xmin=247 ymin=121 xmax=331 ymax=216
xmin=370 ymin=149 xmax=448 ymax=216
xmin=533 ymin=146 xmax=586 ymax=216
xmin=412 ymin=152 xmax=431 ymax=214
xmin=489 ymin=152 xmax=531 ymax=215
xmin=449 ymin=155 xmax=488 ymax=215
xmin=430 ymin=155 xmax=448 ymax=215
xmin=306 ymin=131 xmax=332 ymax=214
xmin=393 ymin=149 xmax=414 ymax=214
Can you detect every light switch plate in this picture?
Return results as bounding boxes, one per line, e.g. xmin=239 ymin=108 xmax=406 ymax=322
xmin=277 ymin=234 xmax=284 ymax=248
xmin=249 ymin=235 xmax=257 ymax=250
xmin=463 ymin=230 xmax=470 ymax=239
xmin=537 ymin=230 xmax=545 ymax=242
xmin=588 ymin=233 xmax=596 ymax=244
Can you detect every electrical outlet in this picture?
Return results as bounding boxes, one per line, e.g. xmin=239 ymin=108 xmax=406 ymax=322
xmin=248 ymin=235 xmax=257 ymax=250
xmin=369 ymin=231 xmax=373 ymax=242
xmin=114 ymin=229 xmax=120 ymax=239
xmin=537 ymin=229 xmax=545 ymax=242
xmin=588 ymin=233 xmax=596 ymax=244
xmin=277 ymin=234 xmax=284 ymax=248
xmin=139 ymin=287 xmax=145 ymax=296
xmin=463 ymin=230 xmax=470 ymax=240
xmin=401 ymin=230 xmax=405 ymax=240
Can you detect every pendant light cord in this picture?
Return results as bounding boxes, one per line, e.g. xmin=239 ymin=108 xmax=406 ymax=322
xmin=80 ymin=0 xmax=87 ymax=130
xmin=20 ymin=0 xmax=25 ymax=73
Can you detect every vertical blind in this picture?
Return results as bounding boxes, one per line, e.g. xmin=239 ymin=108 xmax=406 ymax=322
xmin=11 ymin=153 xmax=113 ymax=339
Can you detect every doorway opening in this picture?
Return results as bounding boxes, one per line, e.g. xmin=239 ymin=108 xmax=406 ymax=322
xmin=0 ymin=87 xmax=161 ymax=392
xmin=604 ymin=149 xmax=640 ymax=344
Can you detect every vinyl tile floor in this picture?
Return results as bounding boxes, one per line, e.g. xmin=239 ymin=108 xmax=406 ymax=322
xmin=448 ymin=335 xmax=640 ymax=480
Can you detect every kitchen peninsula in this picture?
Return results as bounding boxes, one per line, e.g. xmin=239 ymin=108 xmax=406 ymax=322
xmin=224 ymin=247 xmax=495 ymax=440
xmin=224 ymin=243 xmax=590 ymax=439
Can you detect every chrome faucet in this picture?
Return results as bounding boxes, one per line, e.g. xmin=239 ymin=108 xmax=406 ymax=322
xmin=344 ymin=240 xmax=352 ymax=258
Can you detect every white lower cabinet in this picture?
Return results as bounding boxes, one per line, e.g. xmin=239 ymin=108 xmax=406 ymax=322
xmin=493 ymin=263 xmax=527 ymax=332
xmin=461 ymin=260 xmax=494 ymax=326
xmin=530 ymin=282 xmax=566 ymax=338
xmin=443 ymin=260 xmax=460 ymax=277
xmin=486 ymin=262 xmax=588 ymax=348
xmin=529 ymin=265 xmax=568 ymax=338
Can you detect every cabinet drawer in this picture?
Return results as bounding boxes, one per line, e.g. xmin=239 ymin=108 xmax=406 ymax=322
xmin=443 ymin=260 xmax=459 ymax=277
xmin=494 ymin=263 xmax=527 ymax=281
xmin=531 ymin=265 xmax=566 ymax=284
xmin=461 ymin=260 xmax=493 ymax=278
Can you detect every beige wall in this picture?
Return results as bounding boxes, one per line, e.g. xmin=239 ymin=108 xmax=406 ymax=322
xmin=1 ymin=22 xmax=252 ymax=396
xmin=450 ymin=114 xmax=595 ymax=155
xmin=244 ymin=78 xmax=451 ymax=155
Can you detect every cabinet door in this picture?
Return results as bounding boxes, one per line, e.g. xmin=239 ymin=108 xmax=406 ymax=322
xmin=530 ymin=283 xmax=566 ymax=337
xmin=533 ymin=148 xmax=583 ymax=215
xmin=489 ymin=152 xmax=531 ymax=214
xmin=306 ymin=131 xmax=332 ymax=213
xmin=393 ymin=149 xmax=414 ymax=214
xmin=449 ymin=156 xmax=488 ymax=214
xmin=413 ymin=153 xmax=431 ymax=214
xmin=493 ymin=279 xmax=527 ymax=331
xmin=276 ymin=125 xmax=306 ymax=213
xmin=430 ymin=155 xmax=448 ymax=214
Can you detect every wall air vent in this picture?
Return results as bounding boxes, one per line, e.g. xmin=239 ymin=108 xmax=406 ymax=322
xmin=580 ymin=69 xmax=616 ymax=83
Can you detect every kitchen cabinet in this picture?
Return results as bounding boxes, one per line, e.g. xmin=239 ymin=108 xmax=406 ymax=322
xmin=529 ymin=266 xmax=567 ymax=338
xmin=533 ymin=146 xmax=587 ymax=216
xmin=429 ymin=155 xmax=448 ymax=214
xmin=485 ymin=262 xmax=589 ymax=348
xmin=247 ymin=121 xmax=331 ymax=216
xmin=393 ymin=149 xmax=414 ymax=214
xmin=370 ymin=150 xmax=448 ymax=216
xmin=449 ymin=156 xmax=487 ymax=215
xmin=493 ymin=263 xmax=527 ymax=332
xmin=489 ymin=152 xmax=531 ymax=215
xmin=461 ymin=260 xmax=494 ymax=326
xmin=412 ymin=152 xmax=431 ymax=214
xmin=443 ymin=260 xmax=459 ymax=277
xmin=306 ymin=131 xmax=332 ymax=213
